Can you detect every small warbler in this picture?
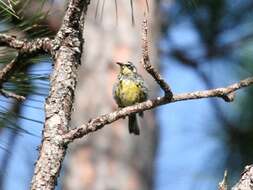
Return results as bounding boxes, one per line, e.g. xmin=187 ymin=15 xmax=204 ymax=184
xmin=113 ymin=61 xmax=148 ymax=135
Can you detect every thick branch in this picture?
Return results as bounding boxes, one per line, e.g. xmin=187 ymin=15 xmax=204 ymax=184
xmin=0 ymin=34 xmax=52 ymax=54
xmin=63 ymin=77 xmax=253 ymax=143
xmin=30 ymin=0 xmax=90 ymax=190
xmin=142 ymin=19 xmax=173 ymax=98
xmin=55 ymin=0 xmax=89 ymax=42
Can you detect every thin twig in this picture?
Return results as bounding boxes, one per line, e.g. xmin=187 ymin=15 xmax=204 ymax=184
xmin=0 ymin=34 xmax=52 ymax=54
xmin=142 ymin=18 xmax=173 ymax=99
xmin=63 ymin=77 xmax=253 ymax=143
xmin=218 ymin=170 xmax=228 ymax=190
xmin=0 ymin=55 xmax=19 ymax=83
xmin=0 ymin=54 xmax=25 ymax=101
xmin=130 ymin=0 xmax=135 ymax=25
xmin=145 ymin=0 xmax=149 ymax=12
xmin=0 ymin=89 xmax=25 ymax=101
xmin=0 ymin=35 xmax=52 ymax=101
xmin=114 ymin=0 xmax=118 ymax=25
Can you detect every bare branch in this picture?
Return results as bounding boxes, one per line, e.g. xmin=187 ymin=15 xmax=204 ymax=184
xmin=0 ymin=35 xmax=52 ymax=101
xmin=0 ymin=34 xmax=52 ymax=54
xmin=0 ymin=55 xmax=19 ymax=83
xmin=218 ymin=170 xmax=228 ymax=190
xmin=0 ymin=89 xmax=25 ymax=101
xmin=142 ymin=19 xmax=173 ymax=99
xmin=63 ymin=77 xmax=253 ymax=143
xmin=0 ymin=55 xmax=26 ymax=101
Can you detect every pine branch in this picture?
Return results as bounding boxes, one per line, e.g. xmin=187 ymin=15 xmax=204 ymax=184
xmin=0 ymin=34 xmax=52 ymax=54
xmin=0 ymin=34 xmax=52 ymax=101
xmin=0 ymin=55 xmax=25 ymax=101
xmin=0 ymin=89 xmax=25 ymax=101
xmin=142 ymin=19 xmax=173 ymax=99
xmin=17 ymin=2 xmax=252 ymax=190
xmin=0 ymin=55 xmax=19 ymax=83
xmin=219 ymin=170 xmax=228 ymax=190
xmin=63 ymin=77 xmax=253 ymax=143
xmin=0 ymin=33 xmax=52 ymax=101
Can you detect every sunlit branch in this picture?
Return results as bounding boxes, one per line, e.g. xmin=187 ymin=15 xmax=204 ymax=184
xmin=0 ymin=34 xmax=52 ymax=54
xmin=0 ymin=55 xmax=25 ymax=101
xmin=63 ymin=77 xmax=253 ymax=143
xmin=142 ymin=19 xmax=173 ymax=99
xmin=0 ymin=55 xmax=19 ymax=83
xmin=218 ymin=170 xmax=228 ymax=190
xmin=0 ymin=89 xmax=25 ymax=101
xmin=232 ymin=165 xmax=253 ymax=190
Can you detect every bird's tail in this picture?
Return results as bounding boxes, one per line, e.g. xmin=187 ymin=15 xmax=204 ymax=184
xmin=128 ymin=114 xmax=140 ymax=135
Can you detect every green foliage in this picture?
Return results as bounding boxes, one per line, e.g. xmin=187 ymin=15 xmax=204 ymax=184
xmin=0 ymin=0 xmax=54 ymax=136
xmin=0 ymin=0 xmax=19 ymax=19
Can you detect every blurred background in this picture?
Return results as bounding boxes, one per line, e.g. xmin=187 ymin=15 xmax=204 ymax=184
xmin=0 ymin=0 xmax=252 ymax=190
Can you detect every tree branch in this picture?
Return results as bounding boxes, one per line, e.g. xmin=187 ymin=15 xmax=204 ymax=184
xmin=0 ymin=89 xmax=25 ymax=101
xmin=55 ymin=0 xmax=89 ymax=43
xmin=232 ymin=165 xmax=253 ymax=190
xmin=0 ymin=17 xmax=53 ymax=102
xmin=0 ymin=34 xmax=52 ymax=54
xmin=219 ymin=170 xmax=228 ymax=190
xmin=142 ymin=19 xmax=173 ymax=99
xmin=0 ymin=25 xmax=53 ymax=102
xmin=0 ymin=37 xmax=52 ymax=101
xmin=30 ymin=0 xmax=90 ymax=189
xmin=0 ymin=55 xmax=25 ymax=101
xmin=0 ymin=55 xmax=19 ymax=83
xmin=63 ymin=77 xmax=253 ymax=143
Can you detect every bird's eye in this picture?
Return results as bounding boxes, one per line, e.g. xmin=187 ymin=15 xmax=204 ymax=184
xmin=127 ymin=66 xmax=133 ymax=70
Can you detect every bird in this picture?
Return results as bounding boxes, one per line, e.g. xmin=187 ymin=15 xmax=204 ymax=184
xmin=113 ymin=61 xmax=148 ymax=135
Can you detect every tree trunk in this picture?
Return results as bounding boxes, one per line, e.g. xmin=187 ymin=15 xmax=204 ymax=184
xmin=30 ymin=0 xmax=89 ymax=189
xmin=63 ymin=1 xmax=159 ymax=190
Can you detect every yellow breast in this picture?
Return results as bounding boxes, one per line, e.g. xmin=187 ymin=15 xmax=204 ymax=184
xmin=117 ymin=79 xmax=142 ymax=106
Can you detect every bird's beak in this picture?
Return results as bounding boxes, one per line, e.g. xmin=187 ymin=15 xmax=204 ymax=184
xmin=116 ymin=62 xmax=124 ymax=66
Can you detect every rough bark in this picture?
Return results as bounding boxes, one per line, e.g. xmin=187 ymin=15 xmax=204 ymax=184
xmin=0 ymin=1 xmax=253 ymax=190
xmin=232 ymin=165 xmax=253 ymax=190
xmin=30 ymin=0 xmax=90 ymax=189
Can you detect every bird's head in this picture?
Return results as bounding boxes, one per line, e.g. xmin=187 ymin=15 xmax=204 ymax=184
xmin=116 ymin=61 xmax=137 ymax=76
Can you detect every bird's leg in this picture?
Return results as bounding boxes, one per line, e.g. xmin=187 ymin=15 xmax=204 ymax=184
xmin=116 ymin=106 xmax=126 ymax=119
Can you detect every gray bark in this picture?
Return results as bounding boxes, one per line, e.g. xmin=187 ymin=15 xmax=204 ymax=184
xmin=232 ymin=165 xmax=253 ymax=190
xmin=30 ymin=0 xmax=90 ymax=189
xmin=1 ymin=1 xmax=252 ymax=190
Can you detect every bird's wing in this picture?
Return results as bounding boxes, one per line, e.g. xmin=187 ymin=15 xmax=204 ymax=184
xmin=136 ymin=75 xmax=149 ymax=100
xmin=112 ymin=81 xmax=122 ymax=107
